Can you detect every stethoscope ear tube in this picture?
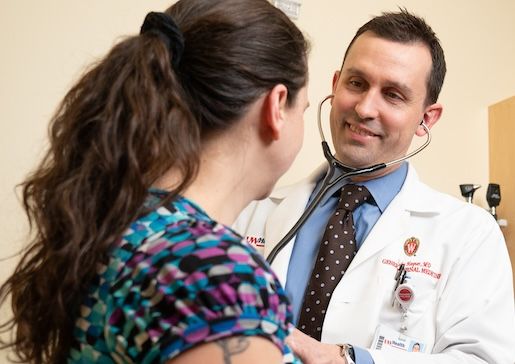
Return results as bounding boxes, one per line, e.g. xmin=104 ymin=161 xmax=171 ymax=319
xmin=265 ymin=95 xmax=431 ymax=265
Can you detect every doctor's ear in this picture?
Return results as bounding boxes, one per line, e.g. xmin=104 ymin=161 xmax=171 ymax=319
xmin=263 ymin=84 xmax=288 ymax=140
xmin=331 ymin=71 xmax=341 ymax=96
xmin=416 ymin=103 xmax=443 ymax=137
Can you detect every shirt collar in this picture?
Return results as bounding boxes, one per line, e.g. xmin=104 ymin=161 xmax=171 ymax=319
xmin=313 ymin=162 xmax=409 ymax=212
xmin=361 ymin=162 xmax=408 ymax=212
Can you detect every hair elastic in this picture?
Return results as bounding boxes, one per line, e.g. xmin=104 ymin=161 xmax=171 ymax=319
xmin=140 ymin=12 xmax=184 ymax=69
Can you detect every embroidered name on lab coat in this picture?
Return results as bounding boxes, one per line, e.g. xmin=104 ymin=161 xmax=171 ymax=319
xmin=382 ymin=259 xmax=441 ymax=280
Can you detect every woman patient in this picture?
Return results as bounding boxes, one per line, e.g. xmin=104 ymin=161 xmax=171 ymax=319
xmin=0 ymin=0 xmax=309 ymax=363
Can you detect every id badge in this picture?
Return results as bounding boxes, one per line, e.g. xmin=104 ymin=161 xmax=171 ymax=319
xmin=371 ymin=324 xmax=428 ymax=353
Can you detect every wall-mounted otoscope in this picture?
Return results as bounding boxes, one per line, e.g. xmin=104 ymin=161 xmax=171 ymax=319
xmin=459 ymin=184 xmax=481 ymax=204
xmin=486 ymin=183 xmax=501 ymax=220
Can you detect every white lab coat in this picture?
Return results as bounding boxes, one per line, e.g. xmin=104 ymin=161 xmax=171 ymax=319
xmin=234 ymin=164 xmax=515 ymax=364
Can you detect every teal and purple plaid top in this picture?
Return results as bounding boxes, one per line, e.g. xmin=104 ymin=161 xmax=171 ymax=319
xmin=69 ymin=189 xmax=296 ymax=363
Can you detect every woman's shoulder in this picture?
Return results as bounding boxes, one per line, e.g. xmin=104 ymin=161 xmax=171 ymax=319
xmin=104 ymin=201 xmax=292 ymax=361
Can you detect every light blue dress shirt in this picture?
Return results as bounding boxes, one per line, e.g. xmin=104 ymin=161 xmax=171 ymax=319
xmin=284 ymin=162 xmax=408 ymax=364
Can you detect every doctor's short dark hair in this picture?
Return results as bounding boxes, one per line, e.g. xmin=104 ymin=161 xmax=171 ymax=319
xmin=342 ymin=8 xmax=446 ymax=106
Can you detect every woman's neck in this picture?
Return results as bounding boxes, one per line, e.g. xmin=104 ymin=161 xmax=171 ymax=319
xmin=194 ymin=144 xmax=249 ymax=224
xmin=154 ymin=137 xmax=262 ymax=226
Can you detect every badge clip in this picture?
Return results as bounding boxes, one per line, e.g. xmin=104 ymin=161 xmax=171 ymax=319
xmin=395 ymin=283 xmax=414 ymax=332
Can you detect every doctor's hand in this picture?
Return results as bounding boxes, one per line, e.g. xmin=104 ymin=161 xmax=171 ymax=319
xmin=286 ymin=328 xmax=347 ymax=364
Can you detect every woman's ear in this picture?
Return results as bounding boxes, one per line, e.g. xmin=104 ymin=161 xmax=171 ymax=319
xmin=262 ymin=84 xmax=288 ymax=140
xmin=416 ymin=103 xmax=443 ymax=137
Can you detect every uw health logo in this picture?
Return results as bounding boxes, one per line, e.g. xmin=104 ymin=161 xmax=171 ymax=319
xmin=404 ymin=237 xmax=420 ymax=256
xmin=246 ymin=235 xmax=265 ymax=248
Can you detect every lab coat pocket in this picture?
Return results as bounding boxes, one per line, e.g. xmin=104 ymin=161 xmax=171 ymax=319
xmin=400 ymin=271 xmax=438 ymax=335
xmin=322 ymin=273 xmax=389 ymax=345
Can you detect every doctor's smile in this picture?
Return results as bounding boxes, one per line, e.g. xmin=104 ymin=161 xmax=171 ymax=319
xmin=346 ymin=122 xmax=381 ymax=139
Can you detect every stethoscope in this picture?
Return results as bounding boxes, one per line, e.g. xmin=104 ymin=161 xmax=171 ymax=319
xmin=266 ymin=94 xmax=432 ymax=264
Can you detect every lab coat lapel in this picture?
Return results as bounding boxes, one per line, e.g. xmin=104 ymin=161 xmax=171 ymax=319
xmin=346 ymin=165 xmax=436 ymax=272
xmin=347 ymin=191 xmax=410 ymax=271
xmin=264 ymin=166 xmax=325 ymax=284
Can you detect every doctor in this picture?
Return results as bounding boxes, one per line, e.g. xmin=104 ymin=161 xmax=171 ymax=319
xmin=235 ymin=9 xmax=515 ymax=364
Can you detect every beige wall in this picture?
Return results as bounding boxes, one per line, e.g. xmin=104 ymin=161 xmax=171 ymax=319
xmin=1 ymin=0 xmax=515 ymax=361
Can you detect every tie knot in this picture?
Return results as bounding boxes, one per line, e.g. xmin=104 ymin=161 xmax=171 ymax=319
xmin=337 ymin=184 xmax=373 ymax=211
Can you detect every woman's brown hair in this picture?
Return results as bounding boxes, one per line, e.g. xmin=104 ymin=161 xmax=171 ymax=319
xmin=0 ymin=0 xmax=309 ymax=362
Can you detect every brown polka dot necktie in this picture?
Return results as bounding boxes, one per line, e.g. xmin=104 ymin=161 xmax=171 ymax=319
xmin=298 ymin=184 xmax=373 ymax=340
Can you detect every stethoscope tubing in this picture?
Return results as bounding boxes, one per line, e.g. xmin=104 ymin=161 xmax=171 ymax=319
xmin=266 ymin=95 xmax=431 ymax=264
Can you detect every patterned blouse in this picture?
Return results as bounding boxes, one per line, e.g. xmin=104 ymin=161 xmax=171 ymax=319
xmin=68 ymin=189 xmax=297 ymax=363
